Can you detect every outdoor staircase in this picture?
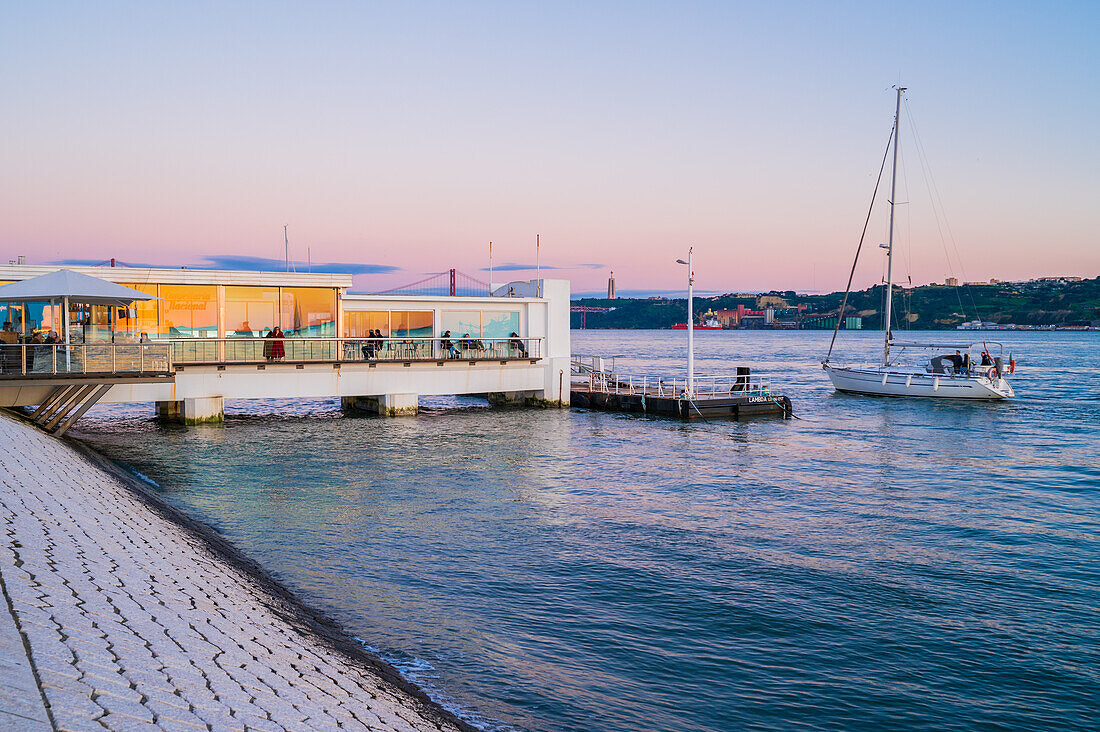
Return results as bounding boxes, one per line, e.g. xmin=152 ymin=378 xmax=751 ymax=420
xmin=27 ymin=383 xmax=114 ymax=436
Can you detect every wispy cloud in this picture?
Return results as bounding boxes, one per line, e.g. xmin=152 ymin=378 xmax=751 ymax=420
xmin=53 ymin=255 xmax=400 ymax=275
xmin=199 ymin=255 xmax=400 ymax=274
xmin=54 ymin=258 xmax=166 ymax=269
xmin=480 ymin=262 xmax=564 ymax=272
xmin=479 ymin=262 xmax=605 ymax=272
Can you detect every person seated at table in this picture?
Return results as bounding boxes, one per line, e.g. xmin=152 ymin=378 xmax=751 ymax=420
xmin=441 ymin=331 xmax=459 ymax=359
xmin=509 ymin=332 xmax=528 ymax=358
xmin=460 ymin=333 xmax=474 ymax=355
xmin=361 ymin=329 xmax=375 ymax=360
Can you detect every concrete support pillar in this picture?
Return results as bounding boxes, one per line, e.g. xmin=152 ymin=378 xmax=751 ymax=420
xmin=342 ymin=394 xmax=418 ymax=417
xmin=487 ymin=390 xmax=538 ymax=407
xmin=156 ymin=397 xmax=225 ymax=425
xmin=540 ymin=358 xmax=570 ymax=407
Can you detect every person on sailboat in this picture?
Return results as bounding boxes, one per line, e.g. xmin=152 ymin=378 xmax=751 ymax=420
xmin=950 ymin=350 xmax=965 ymax=375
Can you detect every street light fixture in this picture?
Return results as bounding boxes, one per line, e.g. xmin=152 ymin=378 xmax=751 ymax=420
xmin=676 ymin=247 xmax=695 ymax=399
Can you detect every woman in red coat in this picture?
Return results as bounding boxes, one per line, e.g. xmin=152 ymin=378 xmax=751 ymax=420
xmin=271 ymin=326 xmax=285 ymax=360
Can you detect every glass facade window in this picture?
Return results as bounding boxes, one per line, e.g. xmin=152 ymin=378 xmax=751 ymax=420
xmin=280 ymin=287 xmax=336 ymax=337
xmin=70 ymin=303 xmax=114 ymax=342
xmin=391 ymin=311 xmax=433 ymax=337
xmin=2 ymin=280 xmax=342 ymax=344
xmin=161 ymin=285 xmax=218 ymax=338
xmin=344 ymin=311 xmax=390 ymax=337
xmin=225 ymin=286 xmax=279 ymax=337
xmin=0 ymin=299 xmax=25 ymax=336
xmin=441 ymin=310 xmax=520 ymax=339
xmin=441 ymin=310 xmax=481 ymax=338
xmin=117 ymin=284 xmax=159 ymax=340
xmin=23 ymin=302 xmax=59 ymax=335
xmin=483 ymin=311 xmax=520 ymax=339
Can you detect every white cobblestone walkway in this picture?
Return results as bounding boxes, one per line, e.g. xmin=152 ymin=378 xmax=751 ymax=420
xmin=0 ymin=412 xmax=466 ymax=732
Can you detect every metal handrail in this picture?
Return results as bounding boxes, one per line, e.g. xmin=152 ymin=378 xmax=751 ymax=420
xmin=571 ymin=365 xmax=773 ymax=398
xmin=0 ymin=337 xmax=543 ymax=376
xmin=0 ymin=342 xmax=174 ymax=378
xmin=166 ymin=336 xmax=542 ymax=365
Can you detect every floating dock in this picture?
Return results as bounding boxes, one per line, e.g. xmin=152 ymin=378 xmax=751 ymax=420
xmin=570 ymin=357 xmax=792 ymax=420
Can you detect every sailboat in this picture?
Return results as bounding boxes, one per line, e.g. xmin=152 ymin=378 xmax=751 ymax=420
xmin=822 ymin=88 xmax=1014 ymax=400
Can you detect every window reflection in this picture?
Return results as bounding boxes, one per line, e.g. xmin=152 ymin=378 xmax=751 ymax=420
xmin=482 ymin=311 xmax=520 ymax=339
xmin=225 ymin=286 xmax=279 ymax=337
xmin=1 ymin=280 xmax=344 ymax=343
xmin=441 ymin=310 xmax=480 ymax=337
xmin=280 ymin=287 xmax=336 ymax=337
xmin=161 ymin=285 xmax=218 ymax=338
xmin=441 ymin=310 xmax=520 ymax=339
xmin=117 ymin=284 xmax=159 ymax=340
xmin=392 ymin=311 xmax=433 ymax=337
xmin=344 ymin=311 xmax=389 ymax=337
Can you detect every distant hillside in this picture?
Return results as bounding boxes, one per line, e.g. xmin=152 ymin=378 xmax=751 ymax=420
xmin=572 ymin=277 xmax=1100 ymax=330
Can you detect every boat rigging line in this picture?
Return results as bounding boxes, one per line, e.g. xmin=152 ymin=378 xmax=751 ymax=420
xmin=904 ymin=99 xmax=979 ymax=320
xmin=824 ymin=123 xmax=896 ymax=365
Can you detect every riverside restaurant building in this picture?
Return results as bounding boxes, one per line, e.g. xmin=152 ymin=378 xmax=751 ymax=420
xmin=0 ymin=263 xmax=569 ymax=425
xmin=0 ymin=264 xmax=546 ymax=348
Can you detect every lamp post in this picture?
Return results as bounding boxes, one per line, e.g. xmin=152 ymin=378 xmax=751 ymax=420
xmin=676 ymin=247 xmax=694 ymax=399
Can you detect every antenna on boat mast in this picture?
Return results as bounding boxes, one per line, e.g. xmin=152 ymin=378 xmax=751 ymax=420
xmin=883 ymin=86 xmax=906 ymax=365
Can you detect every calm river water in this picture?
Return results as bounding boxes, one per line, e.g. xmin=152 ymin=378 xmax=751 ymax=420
xmin=73 ymin=330 xmax=1099 ymax=732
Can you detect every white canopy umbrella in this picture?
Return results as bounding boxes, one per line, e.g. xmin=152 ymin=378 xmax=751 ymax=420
xmin=0 ymin=269 xmax=158 ymax=349
xmin=0 ymin=269 xmax=157 ymax=306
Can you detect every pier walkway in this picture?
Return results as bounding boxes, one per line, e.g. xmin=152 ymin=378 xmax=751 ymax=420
xmin=0 ymin=412 xmax=466 ymax=731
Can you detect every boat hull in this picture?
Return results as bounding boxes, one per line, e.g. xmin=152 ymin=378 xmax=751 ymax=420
xmin=824 ymin=365 xmax=1013 ymax=400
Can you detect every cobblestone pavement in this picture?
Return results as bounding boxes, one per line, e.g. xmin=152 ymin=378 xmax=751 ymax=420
xmin=0 ymin=413 xmax=466 ymax=732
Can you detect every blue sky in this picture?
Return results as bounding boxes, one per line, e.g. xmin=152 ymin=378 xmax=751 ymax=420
xmin=1 ymin=1 xmax=1097 ymax=295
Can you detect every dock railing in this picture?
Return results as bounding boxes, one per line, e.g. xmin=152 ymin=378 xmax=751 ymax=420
xmin=0 ymin=342 xmax=174 ymax=378
xmin=571 ymin=355 xmax=772 ymax=398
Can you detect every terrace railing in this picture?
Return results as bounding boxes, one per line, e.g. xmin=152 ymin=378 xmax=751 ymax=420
xmin=0 ymin=343 xmax=173 ymax=378
xmin=0 ymin=337 xmax=542 ymax=378
xmin=170 ymin=337 xmax=541 ymax=365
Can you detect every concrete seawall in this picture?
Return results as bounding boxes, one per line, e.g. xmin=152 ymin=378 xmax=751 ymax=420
xmin=0 ymin=411 xmax=470 ymax=731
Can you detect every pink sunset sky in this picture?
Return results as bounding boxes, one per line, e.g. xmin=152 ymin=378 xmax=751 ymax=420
xmin=1 ymin=2 xmax=1097 ymax=297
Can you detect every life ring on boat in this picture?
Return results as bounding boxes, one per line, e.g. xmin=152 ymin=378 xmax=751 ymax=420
xmin=985 ymin=366 xmax=999 ymax=380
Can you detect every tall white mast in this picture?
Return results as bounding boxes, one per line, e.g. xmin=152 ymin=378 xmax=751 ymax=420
xmin=687 ymin=247 xmax=694 ymax=398
xmin=883 ymin=86 xmax=905 ymax=365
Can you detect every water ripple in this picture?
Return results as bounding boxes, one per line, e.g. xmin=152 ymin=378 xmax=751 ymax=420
xmin=73 ymin=330 xmax=1100 ymax=732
